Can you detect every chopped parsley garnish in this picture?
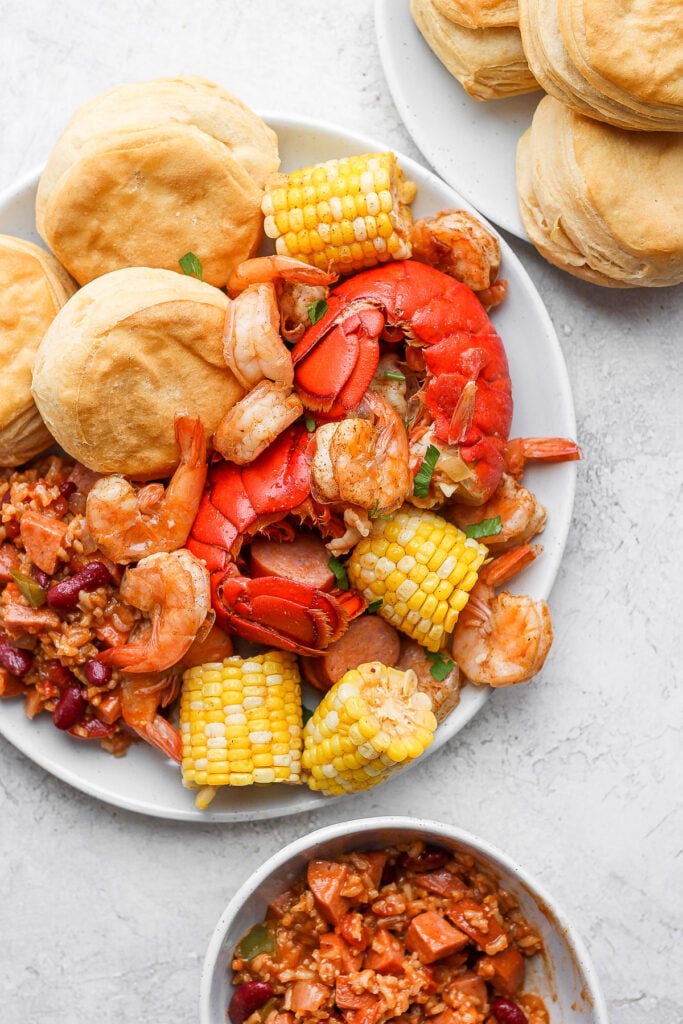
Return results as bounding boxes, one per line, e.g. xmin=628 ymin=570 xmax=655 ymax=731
xmin=304 ymin=416 xmax=316 ymax=432
xmin=383 ymin=370 xmax=406 ymax=381
xmin=307 ymin=298 xmax=328 ymax=325
xmin=178 ymin=252 xmax=203 ymax=280
xmin=367 ymin=599 xmax=383 ymax=614
xmin=465 ymin=516 xmax=503 ymax=540
xmin=328 ymin=555 xmax=349 ymax=590
xmin=426 ymin=649 xmax=456 ymax=682
xmin=413 ymin=444 xmax=440 ymax=498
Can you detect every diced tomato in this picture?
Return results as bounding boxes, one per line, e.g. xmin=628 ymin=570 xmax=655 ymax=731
xmin=338 ymin=912 xmax=371 ymax=951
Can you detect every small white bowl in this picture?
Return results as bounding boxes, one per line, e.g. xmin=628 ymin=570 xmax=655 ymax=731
xmin=200 ymin=817 xmax=608 ymax=1024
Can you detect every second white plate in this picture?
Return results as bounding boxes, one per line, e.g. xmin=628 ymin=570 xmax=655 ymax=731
xmin=375 ymin=0 xmax=542 ymax=239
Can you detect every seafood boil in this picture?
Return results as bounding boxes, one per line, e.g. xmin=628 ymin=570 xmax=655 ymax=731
xmin=0 ymin=77 xmax=580 ymax=807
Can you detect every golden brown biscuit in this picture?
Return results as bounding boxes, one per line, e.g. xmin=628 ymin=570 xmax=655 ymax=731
xmin=0 ymin=235 xmax=77 ymax=465
xmin=518 ymin=0 xmax=683 ymax=129
xmin=517 ymin=95 xmax=683 ymax=286
xmin=412 ymin=0 xmax=539 ymax=100
xmin=31 ymin=267 xmax=245 ymax=478
xmin=36 ymin=76 xmax=280 ymax=287
xmin=432 ymin=0 xmax=519 ymax=27
xmin=559 ymin=0 xmax=683 ymax=115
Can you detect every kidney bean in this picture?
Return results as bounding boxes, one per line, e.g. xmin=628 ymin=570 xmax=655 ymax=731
xmin=399 ymin=845 xmax=448 ymax=872
xmin=53 ymin=682 xmax=86 ymax=730
xmin=58 ymin=480 xmax=77 ymax=499
xmin=85 ymin=659 xmax=112 ymax=686
xmin=46 ymin=561 xmax=111 ymax=611
xmin=0 ymin=641 xmax=32 ymax=677
xmin=228 ymin=981 xmax=274 ymax=1024
xmin=32 ymin=567 xmax=51 ymax=589
xmin=491 ymin=997 xmax=529 ymax=1024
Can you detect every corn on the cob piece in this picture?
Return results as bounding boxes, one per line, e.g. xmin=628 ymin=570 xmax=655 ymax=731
xmin=180 ymin=651 xmax=303 ymax=808
xmin=348 ymin=506 xmax=488 ymax=652
xmin=261 ymin=152 xmax=417 ymax=275
xmin=302 ymin=661 xmax=436 ymax=796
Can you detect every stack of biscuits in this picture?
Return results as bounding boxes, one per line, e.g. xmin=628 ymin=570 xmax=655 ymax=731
xmin=1 ymin=75 xmax=280 ymax=473
xmin=516 ymin=0 xmax=683 ymax=286
xmin=410 ymin=0 xmax=539 ymax=100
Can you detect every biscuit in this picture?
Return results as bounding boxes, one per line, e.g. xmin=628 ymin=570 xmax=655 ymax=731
xmin=518 ymin=0 xmax=683 ymax=130
xmin=0 ymin=235 xmax=77 ymax=466
xmin=36 ymin=76 xmax=280 ymax=287
xmin=432 ymin=0 xmax=519 ymax=28
xmin=412 ymin=0 xmax=539 ymax=100
xmin=31 ymin=267 xmax=245 ymax=478
xmin=517 ymin=95 xmax=683 ymax=286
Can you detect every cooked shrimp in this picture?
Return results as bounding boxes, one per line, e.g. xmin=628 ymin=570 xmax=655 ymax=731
xmin=370 ymin=352 xmax=410 ymax=419
xmin=119 ymin=671 xmax=183 ymax=761
xmin=223 ymin=283 xmax=294 ymax=388
xmin=85 ymin=415 xmax=207 ymax=564
xmin=311 ymin=391 xmax=412 ymax=515
xmin=448 ymin=473 xmax=547 ymax=552
xmin=213 ymin=380 xmax=304 ymax=464
xmin=227 ymin=255 xmax=338 ymax=346
xmin=504 ymin=437 xmax=582 ymax=480
xmin=98 ymin=548 xmax=211 ymax=674
xmin=451 ymin=545 xmax=553 ymax=686
xmin=227 ymin=254 xmax=337 ymax=293
xmin=411 ymin=208 xmax=503 ymax=298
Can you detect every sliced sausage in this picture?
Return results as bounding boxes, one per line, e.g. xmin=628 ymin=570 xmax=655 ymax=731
xmin=396 ymin=637 xmax=461 ymax=722
xmin=300 ymin=614 xmax=401 ymax=693
xmin=249 ymin=532 xmax=335 ymax=591
xmin=446 ymin=899 xmax=508 ymax=956
xmin=364 ymin=928 xmax=405 ymax=974
xmin=404 ymin=910 xmax=469 ymax=964
xmin=307 ymin=859 xmax=351 ymax=925
xmin=477 ymin=946 xmax=526 ymax=996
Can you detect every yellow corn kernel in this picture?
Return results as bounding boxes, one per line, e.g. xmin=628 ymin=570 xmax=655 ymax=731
xmin=302 ymin=662 xmax=436 ymax=797
xmin=262 ymin=153 xmax=415 ymax=275
xmin=348 ymin=506 xmax=487 ymax=652
xmin=179 ymin=652 xmax=303 ymax=808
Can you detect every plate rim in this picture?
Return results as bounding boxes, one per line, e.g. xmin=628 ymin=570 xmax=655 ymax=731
xmin=0 ymin=112 xmax=576 ymax=821
xmin=373 ymin=0 xmax=541 ymax=240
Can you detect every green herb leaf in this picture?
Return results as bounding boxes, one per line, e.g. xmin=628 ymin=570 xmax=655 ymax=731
xmin=307 ymin=298 xmax=328 ymax=325
xmin=9 ymin=569 xmax=47 ymax=609
xmin=383 ymin=370 xmax=406 ymax=381
xmin=301 ymin=706 xmax=314 ymax=726
xmin=328 ymin=556 xmax=349 ymax=590
xmin=465 ymin=516 xmax=503 ymax=540
xmin=179 ymin=252 xmax=203 ymax=280
xmin=369 ymin=499 xmax=380 ymax=519
xmin=304 ymin=416 xmax=316 ymax=432
xmin=413 ymin=444 xmax=440 ymax=498
xmin=426 ymin=649 xmax=456 ymax=682
xmin=367 ymin=599 xmax=383 ymax=614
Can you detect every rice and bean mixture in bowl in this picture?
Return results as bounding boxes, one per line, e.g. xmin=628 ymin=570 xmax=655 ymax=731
xmin=229 ymin=840 xmax=548 ymax=1024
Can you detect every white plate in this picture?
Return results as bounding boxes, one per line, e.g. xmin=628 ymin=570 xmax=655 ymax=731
xmin=0 ymin=115 xmax=576 ymax=821
xmin=375 ymin=0 xmax=542 ymax=239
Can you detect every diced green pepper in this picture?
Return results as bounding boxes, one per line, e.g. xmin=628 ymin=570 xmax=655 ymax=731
xmin=9 ymin=570 xmax=47 ymax=608
xmin=238 ymin=922 xmax=276 ymax=960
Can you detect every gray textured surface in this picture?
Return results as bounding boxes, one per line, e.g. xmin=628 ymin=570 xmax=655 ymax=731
xmin=1 ymin=2 xmax=681 ymax=1022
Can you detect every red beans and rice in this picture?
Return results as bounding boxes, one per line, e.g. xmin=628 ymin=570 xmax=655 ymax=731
xmin=230 ymin=842 xmax=549 ymax=1024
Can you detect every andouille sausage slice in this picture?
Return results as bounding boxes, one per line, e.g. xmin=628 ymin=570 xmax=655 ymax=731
xmin=300 ymin=614 xmax=401 ymax=693
xmin=249 ymin=532 xmax=335 ymax=591
xmin=396 ymin=637 xmax=461 ymax=722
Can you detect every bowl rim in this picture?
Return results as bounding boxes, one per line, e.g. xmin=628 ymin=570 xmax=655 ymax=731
xmin=199 ymin=815 xmax=609 ymax=1024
